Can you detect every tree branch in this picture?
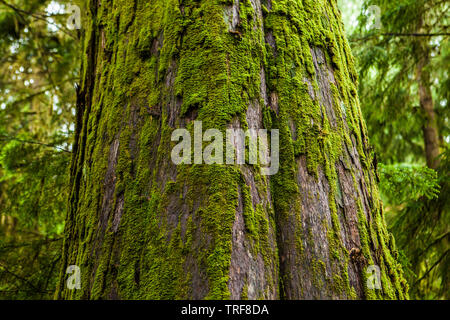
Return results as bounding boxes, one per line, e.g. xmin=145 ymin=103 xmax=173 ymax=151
xmin=0 ymin=134 xmax=72 ymax=153
xmin=350 ymin=32 xmax=449 ymax=42
xmin=413 ymin=249 xmax=449 ymax=285
xmin=0 ymin=0 xmax=77 ymax=39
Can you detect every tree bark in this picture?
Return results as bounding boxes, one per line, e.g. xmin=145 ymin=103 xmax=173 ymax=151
xmin=57 ymin=0 xmax=408 ymax=300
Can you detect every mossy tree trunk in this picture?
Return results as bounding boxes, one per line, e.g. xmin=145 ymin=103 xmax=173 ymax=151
xmin=57 ymin=0 xmax=408 ymax=300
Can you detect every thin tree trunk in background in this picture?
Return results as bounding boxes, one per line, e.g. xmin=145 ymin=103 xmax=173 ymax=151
xmin=56 ymin=0 xmax=408 ymax=300
xmin=416 ymin=42 xmax=441 ymax=169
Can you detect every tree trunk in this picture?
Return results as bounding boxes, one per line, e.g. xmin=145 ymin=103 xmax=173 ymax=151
xmin=416 ymin=39 xmax=441 ymax=170
xmin=57 ymin=0 xmax=408 ymax=300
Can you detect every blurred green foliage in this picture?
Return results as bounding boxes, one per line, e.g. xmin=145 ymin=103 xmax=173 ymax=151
xmin=0 ymin=0 xmax=79 ymax=299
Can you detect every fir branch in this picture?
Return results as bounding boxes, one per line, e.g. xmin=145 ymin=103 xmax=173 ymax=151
xmin=0 ymin=134 xmax=72 ymax=153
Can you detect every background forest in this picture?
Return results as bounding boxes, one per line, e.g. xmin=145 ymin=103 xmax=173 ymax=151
xmin=0 ymin=0 xmax=447 ymax=300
